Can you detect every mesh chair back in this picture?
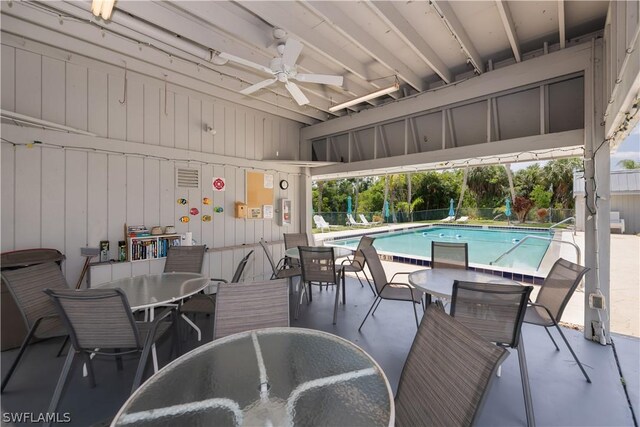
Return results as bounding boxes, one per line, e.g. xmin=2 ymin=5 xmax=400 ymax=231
xmin=163 ymin=245 xmax=206 ymax=273
xmin=45 ymin=288 xmax=141 ymax=350
xmin=299 ymin=246 xmax=338 ymax=284
xmin=230 ymin=250 xmax=254 ymax=283
xmin=536 ymin=258 xmax=589 ymax=322
xmin=259 ymin=238 xmax=279 ymax=277
xmin=1 ymin=262 xmax=69 ymax=330
xmin=451 ymin=281 xmax=532 ymax=347
xmin=431 ymin=241 xmax=469 ymax=269
xmin=284 ymin=233 xmax=309 ymax=268
xmin=395 ymin=305 xmax=508 ymax=427
xmin=214 ymin=280 xmax=289 ymax=339
xmin=1 ymin=248 xmax=65 ymax=269
xmin=351 ymin=236 xmax=375 ymax=271
xmin=361 ymin=246 xmax=388 ymax=294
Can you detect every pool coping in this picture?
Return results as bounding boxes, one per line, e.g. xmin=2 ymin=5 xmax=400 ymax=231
xmin=323 ymin=223 xmax=557 ymax=285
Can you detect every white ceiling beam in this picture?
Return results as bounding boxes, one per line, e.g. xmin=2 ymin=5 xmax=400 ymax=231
xmin=495 ymin=0 xmax=522 ymax=62
xmin=0 ymin=8 xmax=322 ymax=124
xmin=558 ymin=0 xmax=566 ymax=49
xmin=301 ymin=43 xmax=592 ymax=140
xmin=305 ymin=1 xmax=426 ymax=91
xmin=431 ymin=0 xmax=484 ymax=74
xmin=367 ymin=1 xmax=453 ymax=83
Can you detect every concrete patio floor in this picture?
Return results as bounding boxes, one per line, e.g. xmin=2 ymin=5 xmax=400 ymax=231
xmin=1 ymin=275 xmax=637 ymax=426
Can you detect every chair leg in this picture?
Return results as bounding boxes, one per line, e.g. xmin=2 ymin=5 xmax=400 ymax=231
xmin=355 ymin=271 xmax=365 ymax=288
xmin=45 ymin=350 xmax=76 ymax=425
xmin=362 ymin=270 xmax=376 ymax=297
xmin=333 ymin=278 xmax=341 ymax=325
xmin=371 ymin=297 xmax=383 ymax=315
xmin=295 ymin=281 xmax=306 ymax=320
xmin=517 ymin=336 xmax=536 ymax=427
xmin=1 ymin=320 xmax=41 ymax=392
xmin=341 ymin=270 xmax=346 ymax=305
xmin=358 ymin=297 xmax=380 ymax=331
xmin=115 ymin=349 xmax=123 ymax=371
xmin=56 ymin=336 xmax=70 ymax=357
xmin=544 ymin=326 xmax=560 ymax=351
xmin=412 ymin=302 xmax=419 ymax=329
xmin=82 ymin=352 xmax=96 ymax=388
xmin=553 ymin=322 xmax=592 ymax=383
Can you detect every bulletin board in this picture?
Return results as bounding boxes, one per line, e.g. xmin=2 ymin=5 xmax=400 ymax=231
xmin=246 ymin=171 xmax=274 ymax=219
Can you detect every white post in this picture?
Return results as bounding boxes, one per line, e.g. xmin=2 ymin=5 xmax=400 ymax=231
xmin=301 ymin=168 xmax=314 ymax=239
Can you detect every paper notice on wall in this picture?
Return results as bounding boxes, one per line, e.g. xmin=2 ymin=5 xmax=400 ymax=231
xmin=264 ymin=174 xmax=274 ymax=189
xmin=263 ymin=205 xmax=274 ymax=219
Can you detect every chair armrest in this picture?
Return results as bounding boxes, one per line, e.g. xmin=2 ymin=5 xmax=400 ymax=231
xmin=527 ymin=302 xmax=556 ymax=321
xmin=210 ymin=278 xmax=228 ymax=283
xmin=144 ymin=306 xmax=175 ymax=344
xmin=390 ymin=272 xmax=411 ymax=282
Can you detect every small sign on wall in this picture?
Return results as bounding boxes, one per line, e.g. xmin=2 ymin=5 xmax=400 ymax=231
xmin=263 ymin=205 xmax=274 ymax=219
xmin=212 ymin=177 xmax=226 ymax=191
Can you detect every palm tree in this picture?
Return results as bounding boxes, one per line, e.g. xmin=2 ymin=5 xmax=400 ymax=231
xmin=617 ymin=159 xmax=640 ymax=169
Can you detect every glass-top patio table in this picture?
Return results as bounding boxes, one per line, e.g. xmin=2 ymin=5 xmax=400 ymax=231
xmin=111 ymin=327 xmax=394 ymax=426
xmin=284 ymin=246 xmax=353 ymax=259
xmin=408 ymin=268 xmax=519 ymax=299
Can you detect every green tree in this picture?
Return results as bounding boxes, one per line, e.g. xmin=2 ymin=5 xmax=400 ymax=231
xmin=542 ymin=158 xmax=582 ymax=209
xmin=466 ymin=166 xmax=509 ymax=208
xmin=530 ymin=184 xmax=552 ymax=208
xmin=617 ymin=159 xmax=640 ymax=169
xmin=514 ymin=164 xmax=544 ymax=199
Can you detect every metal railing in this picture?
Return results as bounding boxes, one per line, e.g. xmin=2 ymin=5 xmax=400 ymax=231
xmin=490 ymin=235 xmax=581 ymax=269
xmin=549 ymin=216 xmax=575 ymax=231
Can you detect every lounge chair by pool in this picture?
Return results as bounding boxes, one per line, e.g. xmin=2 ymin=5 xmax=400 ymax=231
xmin=440 ymin=216 xmax=455 ymax=222
xmin=359 ymin=214 xmax=381 ymax=226
xmin=313 ymin=215 xmax=339 ymax=232
xmin=347 ymin=214 xmax=368 ymax=227
xmin=455 ymin=216 xmax=469 ymax=223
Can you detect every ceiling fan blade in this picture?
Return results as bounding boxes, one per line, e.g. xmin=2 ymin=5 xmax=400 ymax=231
xmin=218 ymin=52 xmax=274 ymax=75
xmin=294 ymin=73 xmax=344 ymax=87
xmin=285 ymin=81 xmax=310 ymax=106
xmin=282 ymin=38 xmax=303 ymax=69
xmin=240 ymin=78 xmax=278 ymax=95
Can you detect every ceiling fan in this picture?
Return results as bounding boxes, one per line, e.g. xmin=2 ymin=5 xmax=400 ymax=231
xmin=217 ymin=38 xmax=344 ymax=106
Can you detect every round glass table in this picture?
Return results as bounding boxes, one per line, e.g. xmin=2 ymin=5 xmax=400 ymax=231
xmin=112 ymin=327 xmax=394 ymax=427
xmin=408 ymin=268 xmax=519 ymax=299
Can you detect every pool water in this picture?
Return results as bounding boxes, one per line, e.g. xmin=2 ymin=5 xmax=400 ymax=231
xmin=332 ymin=226 xmax=552 ymax=270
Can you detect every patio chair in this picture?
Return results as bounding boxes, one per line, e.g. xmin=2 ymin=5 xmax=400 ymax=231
xmin=451 ymin=280 xmax=535 ymax=427
xmin=259 ymin=238 xmax=301 ymax=294
xmin=455 ymin=216 xmax=469 ymax=223
xmin=213 ymin=279 xmax=289 ymax=339
xmin=431 ymin=241 xmax=469 ymax=269
xmin=283 ymin=232 xmax=310 ymax=268
xmin=395 ymin=304 xmax=508 ymax=427
xmin=359 ymin=246 xmax=424 ymax=330
xmin=313 ymin=215 xmax=339 ymax=232
xmin=524 ymin=258 xmax=591 ymax=383
xmin=346 ymin=213 xmax=368 ymax=227
xmin=1 ymin=262 xmax=69 ymax=392
xmin=179 ymin=250 xmax=254 ymax=333
xmin=439 ymin=215 xmax=455 ymax=222
xmin=44 ymin=287 xmax=176 ymax=415
xmin=359 ymin=214 xmax=381 ymax=226
xmin=298 ymin=246 xmax=343 ymax=324
xmin=163 ymin=245 xmax=206 ymax=273
xmin=341 ymin=236 xmax=376 ymax=296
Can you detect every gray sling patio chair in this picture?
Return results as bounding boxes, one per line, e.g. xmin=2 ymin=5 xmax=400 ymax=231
xmin=451 ymin=281 xmax=535 ymax=427
xmin=44 ymin=288 xmax=176 ymax=417
xmin=213 ymin=279 xmax=289 ymax=339
xmin=283 ymin=232 xmax=309 ymax=268
xmin=431 ymin=241 xmax=469 ymax=269
xmin=163 ymin=245 xmax=206 ymax=273
xmin=359 ymin=246 xmax=424 ymax=330
xmin=259 ymin=238 xmax=301 ymax=294
xmin=395 ymin=304 xmax=509 ymax=427
xmin=340 ymin=235 xmax=376 ymax=296
xmin=298 ymin=246 xmax=342 ymax=324
xmin=524 ymin=258 xmax=591 ymax=383
xmin=1 ymin=262 xmax=69 ymax=392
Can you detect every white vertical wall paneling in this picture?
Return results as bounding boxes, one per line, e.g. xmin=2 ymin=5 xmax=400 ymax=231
xmin=224 ymin=166 xmax=236 ymax=247
xmin=159 ymin=160 xmax=175 ymax=230
xmin=209 ymin=251 xmax=222 ymax=282
xmin=224 ymin=106 xmax=235 ymax=156
xmin=235 ymin=168 xmax=245 ymax=246
xmin=41 ymin=57 xmax=65 ymax=124
xmin=126 ymin=78 xmax=144 ymax=142
xmin=88 ymin=69 xmax=108 ymax=137
xmin=15 ymin=49 xmax=41 ymax=119
xmin=41 ymin=148 xmax=65 ymax=250
xmin=87 ymin=152 xmax=108 ymax=248
xmin=108 ymin=73 xmax=127 ymax=140
xmin=187 ymin=162 xmax=202 ymax=245
xmin=212 ymin=165 xmax=225 ymax=248
xmin=1 ymin=45 xmax=15 ymax=111
xmin=235 ymin=110 xmax=246 ymax=159
xmin=254 ymin=115 xmax=264 ymax=160
xmin=1 ymin=144 xmax=15 ymax=251
xmin=245 ymin=111 xmax=255 ymax=160
xmin=132 ymin=260 xmax=150 ymax=277
xmin=174 ymin=93 xmax=189 ymax=150
xmin=65 ymin=63 xmax=88 ymax=131
xmin=188 ymin=98 xmax=202 ymax=152
xmin=143 ymin=84 xmax=160 ymax=145
xmin=64 ymin=150 xmax=88 ymax=285
xmin=126 ymin=156 xmax=144 ymax=226
xmin=14 ymin=146 xmax=42 ymax=249
xmin=264 ymin=118 xmax=273 ymax=163
xmin=143 ymin=158 xmax=160 ymax=228
xmin=107 ymin=155 xmax=127 ymax=260
xmin=174 ymin=162 xmax=189 ymax=237
xmin=201 ymin=100 xmax=214 ymax=154
xmin=160 ymin=89 xmax=175 ymax=147
xmin=213 ymin=103 xmax=225 ymax=155
xmin=201 ymin=164 xmax=215 ymax=249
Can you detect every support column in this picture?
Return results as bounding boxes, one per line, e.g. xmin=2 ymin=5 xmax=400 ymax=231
xmin=302 ymin=167 xmax=314 ymax=239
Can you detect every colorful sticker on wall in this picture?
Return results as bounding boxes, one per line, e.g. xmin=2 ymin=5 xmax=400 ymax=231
xmin=202 ymin=197 xmax=212 ymax=205
xmin=202 ymin=215 xmax=212 ymax=222
xmin=214 ymin=206 xmax=224 ymax=213
xmin=190 ymin=207 xmax=199 ymax=216
xmin=212 ymin=177 xmax=226 ymax=192
xmin=179 ymin=216 xmax=190 ymax=223
xmin=177 ymin=198 xmax=188 ymax=205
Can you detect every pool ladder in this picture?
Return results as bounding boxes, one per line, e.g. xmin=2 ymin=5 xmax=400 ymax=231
xmin=549 ymin=216 xmax=576 ymax=234
xmin=489 ymin=235 xmax=581 ymax=269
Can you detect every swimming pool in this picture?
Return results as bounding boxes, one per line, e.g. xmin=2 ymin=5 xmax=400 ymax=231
xmin=330 ymin=226 xmax=552 ymax=271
